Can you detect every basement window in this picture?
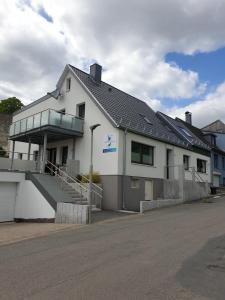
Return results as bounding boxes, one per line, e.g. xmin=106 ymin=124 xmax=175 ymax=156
xmin=131 ymin=178 xmax=140 ymax=189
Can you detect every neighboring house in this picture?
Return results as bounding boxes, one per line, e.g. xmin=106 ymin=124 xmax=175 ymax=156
xmin=174 ymin=114 xmax=225 ymax=187
xmin=202 ymin=120 xmax=225 ymax=133
xmin=0 ymin=63 xmax=211 ymax=222
xmin=201 ymin=120 xmax=225 ymax=186
xmin=0 ymin=113 xmax=12 ymax=152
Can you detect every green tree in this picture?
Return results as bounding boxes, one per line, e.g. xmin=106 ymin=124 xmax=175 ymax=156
xmin=0 ymin=97 xmax=24 ymax=114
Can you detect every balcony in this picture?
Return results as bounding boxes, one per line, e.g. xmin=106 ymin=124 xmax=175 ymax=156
xmin=9 ymin=109 xmax=84 ymax=144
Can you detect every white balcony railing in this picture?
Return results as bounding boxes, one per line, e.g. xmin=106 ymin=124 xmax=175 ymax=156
xmin=10 ymin=109 xmax=84 ymax=137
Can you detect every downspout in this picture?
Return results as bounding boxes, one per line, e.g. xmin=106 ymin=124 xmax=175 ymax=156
xmin=122 ymin=127 xmax=128 ymax=210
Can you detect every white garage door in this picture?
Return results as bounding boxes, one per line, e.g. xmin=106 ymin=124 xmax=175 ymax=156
xmin=0 ymin=183 xmax=16 ymax=222
xmin=213 ymin=175 xmax=220 ymax=188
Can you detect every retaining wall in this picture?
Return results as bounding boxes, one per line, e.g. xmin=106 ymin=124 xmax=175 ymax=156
xmin=55 ymin=202 xmax=89 ymax=224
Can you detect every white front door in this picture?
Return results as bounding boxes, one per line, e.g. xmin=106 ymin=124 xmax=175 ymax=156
xmin=0 ymin=183 xmax=16 ymax=222
xmin=145 ymin=180 xmax=153 ymax=200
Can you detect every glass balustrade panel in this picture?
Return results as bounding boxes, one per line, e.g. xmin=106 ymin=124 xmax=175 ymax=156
xmin=61 ymin=114 xmax=72 ymax=129
xmin=33 ymin=113 xmax=41 ymax=128
xmin=41 ymin=110 xmax=49 ymax=126
xmin=20 ymin=119 xmax=27 ymax=132
xmin=14 ymin=121 xmax=21 ymax=134
xmin=27 ymin=116 xmax=34 ymax=131
xmin=49 ymin=110 xmax=61 ymax=126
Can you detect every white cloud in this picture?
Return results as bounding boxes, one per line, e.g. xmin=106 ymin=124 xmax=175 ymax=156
xmin=1 ymin=0 xmax=225 ymax=114
xmin=167 ymin=82 xmax=225 ymax=128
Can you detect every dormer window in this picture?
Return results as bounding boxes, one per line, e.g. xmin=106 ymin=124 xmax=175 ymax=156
xmin=66 ymin=78 xmax=71 ymax=91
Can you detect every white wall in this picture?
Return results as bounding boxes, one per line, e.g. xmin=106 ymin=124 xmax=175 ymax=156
xmin=0 ymin=172 xmax=55 ymax=220
xmin=12 ymin=69 xmax=120 ymax=175
xmin=15 ymin=180 xmax=55 ymax=219
xmin=10 ymin=67 xmax=211 ymax=181
xmin=119 ymin=130 xmax=211 ymax=182
xmin=0 ymin=182 xmax=17 ymax=222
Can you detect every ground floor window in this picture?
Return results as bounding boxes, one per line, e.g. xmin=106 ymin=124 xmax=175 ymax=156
xmin=197 ymin=159 xmax=206 ymax=173
xmin=183 ymin=155 xmax=189 ymax=170
xmin=131 ymin=141 xmax=154 ymax=166
xmin=33 ymin=151 xmax=39 ymax=161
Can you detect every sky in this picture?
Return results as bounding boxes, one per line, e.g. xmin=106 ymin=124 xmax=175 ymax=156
xmin=1 ymin=0 xmax=225 ymax=127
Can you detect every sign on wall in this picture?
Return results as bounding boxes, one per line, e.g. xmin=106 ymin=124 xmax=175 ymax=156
xmin=103 ymin=133 xmax=117 ymax=153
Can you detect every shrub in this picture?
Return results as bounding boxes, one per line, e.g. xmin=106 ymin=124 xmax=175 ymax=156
xmin=81 ymin=172 xmax=101 ymax=184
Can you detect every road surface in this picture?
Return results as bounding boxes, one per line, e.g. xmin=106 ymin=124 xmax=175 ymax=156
xmin=1 ymin=197 xmax=225 ymax=299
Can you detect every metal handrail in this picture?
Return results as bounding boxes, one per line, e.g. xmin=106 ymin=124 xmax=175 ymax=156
xmin=46 ymin=160 xmax=88 ymax=197
xmin=0 ymin=150 xmax=35 ymax=156
xmin=80 ymin=174 xmax=103 ymax=194
xmin=187 ymin=166 xmax=205 ymax=182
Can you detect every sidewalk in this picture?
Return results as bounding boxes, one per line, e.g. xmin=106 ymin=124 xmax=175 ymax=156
xmin=0 ymin=222 xmax=81 ymax=246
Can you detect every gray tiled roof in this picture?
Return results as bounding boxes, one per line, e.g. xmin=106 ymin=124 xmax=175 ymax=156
xmin=70 ymin=65 xmax=190 ymax=149
xmin=156 ymin=112 xmax=210 ymax=150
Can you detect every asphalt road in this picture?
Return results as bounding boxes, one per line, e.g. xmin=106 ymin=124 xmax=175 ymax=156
xmin=1 ymin=197 xmax=225 ymax=300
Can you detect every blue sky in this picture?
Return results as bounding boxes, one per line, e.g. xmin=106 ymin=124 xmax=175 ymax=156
xmin=166 ymin=47 xmax=225 ymax=105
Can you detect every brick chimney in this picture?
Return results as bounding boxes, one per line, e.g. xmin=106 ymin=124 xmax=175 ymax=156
xmin=185 ymin=111 xmax=192 ymax=125
xmin=90 ymin=63 xmax=102 ymax=83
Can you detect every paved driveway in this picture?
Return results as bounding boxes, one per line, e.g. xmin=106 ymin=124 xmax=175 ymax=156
xmin=1 ymin=196 xmax=225 ymax=299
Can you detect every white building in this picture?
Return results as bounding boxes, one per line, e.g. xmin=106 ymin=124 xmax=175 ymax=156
xmin=0 ymin=63 xmax=211 ymax=222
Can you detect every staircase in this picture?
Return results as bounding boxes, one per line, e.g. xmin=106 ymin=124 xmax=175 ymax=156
xmin=56 ymin=179 xmax=88 ymax=205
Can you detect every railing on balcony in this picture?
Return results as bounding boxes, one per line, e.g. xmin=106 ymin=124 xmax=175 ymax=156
xmin=10 ymin=109 xmax=84 ymax=137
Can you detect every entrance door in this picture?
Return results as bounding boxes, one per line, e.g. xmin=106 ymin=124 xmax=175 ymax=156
xmin=145 ymin=180 xmax=153 ymax=200
xmin=61 ymin=146 xmax=68 ymax=166
xmin=46 ymin=148 xmax=57 ymax=174
xmin=49 ymin=148 xmax=57 ymax=165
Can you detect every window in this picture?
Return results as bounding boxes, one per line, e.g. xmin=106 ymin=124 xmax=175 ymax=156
xmin=197 ymin=159 xmax=206 ymax=173
xmin=77 ymin=103 xmax=85 ymax=119
xmin=183 ymin=155 xmax=189 ymax=170
xmin=18 ymin=153 xmax=23 ymax=160
xmin=222 ymin=157 xmax=225 ymax=170
xmin=131 ymin=141 xmax=154 ymax=166
xmin=61 ymin=146 xmax=68 ymax=165
xmin=179 ymin=127 xmax=192 ymax=137
xmin=214 ymin=154 xmax=218 ymax=169
xmin=33 ymin=151 xmax=39 ymax=161
xmin=211 ymin=136 xmax=216 ymax=146
xmin=66 ymin=78 xmax=71 ymax=91
xmin=131 ymin=178 xmax=140 ymax=189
